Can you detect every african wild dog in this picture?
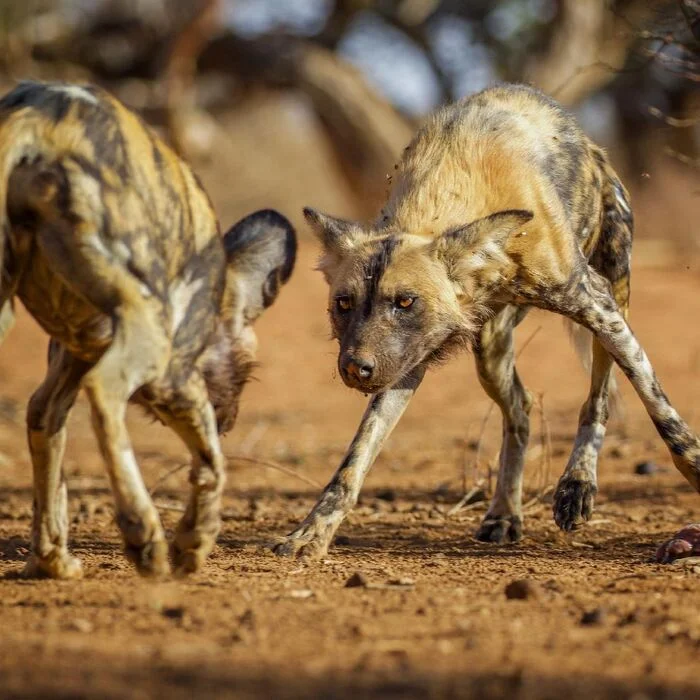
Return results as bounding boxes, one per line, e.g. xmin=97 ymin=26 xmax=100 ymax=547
xmin=274 ymin=83 xmax=700 ymax=558
xmin=0 ymin=81 xmax=296 ymax=578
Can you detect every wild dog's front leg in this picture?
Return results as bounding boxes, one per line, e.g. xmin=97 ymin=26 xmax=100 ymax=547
xmin=554 ymin=270 xmax=700 ymax=502
xmin=473 ymin=305 xmax=532 ymax=543
xmin=22 ymin=345 xmax=91 ymax=579
xmin=149 ymin=372 xmax=226 ymax=574
xmin=273 ymin=367 xmax=425 ymax=559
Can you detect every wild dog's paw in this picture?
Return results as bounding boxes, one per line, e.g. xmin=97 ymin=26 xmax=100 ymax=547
xmin=21 ymin=551 xmax=84 ymax=580
xmin=271 ymin=520 xmax=335 ymax=560
xmin=476 ymin=515 xmax=523 ymax=544
xmin=170 ymin=534 xmax=217 ymax=576
xmin=553 ymin=477 xmax=597 ymax=531
xmin=124 ymin=539 xmax=171 ymax=578
xmin=170 ymin=517 xmax=220 ymax=576
xmin=171 ymin=545 xmax=206 ymax=576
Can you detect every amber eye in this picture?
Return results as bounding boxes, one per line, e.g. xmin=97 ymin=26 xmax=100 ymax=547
xmin=336 ymin=296 xmax=353 ymax=312
xmin=395 ymin=295 xmax=415 ymax=309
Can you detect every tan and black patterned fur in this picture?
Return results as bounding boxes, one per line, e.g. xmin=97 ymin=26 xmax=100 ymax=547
xmin=0 ymin=82 xmax=296 ymax=578
xmin=275 ymin=84 xmax=700 ymax=558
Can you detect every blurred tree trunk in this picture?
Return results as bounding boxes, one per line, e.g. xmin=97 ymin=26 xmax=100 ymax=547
xmin=523 ymin=0 xmax=663 ymax=105
xmin=166 ymin=5 xmax=413 ymax=217
xmin=293 ymin=45 xmax=414 ymax=215
xmin=163 ymin=0 xmax=222 ymax=158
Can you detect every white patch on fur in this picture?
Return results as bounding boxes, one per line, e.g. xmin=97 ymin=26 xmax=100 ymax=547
xmin=615 ymin=185 xmax=631 ymax=214
xmin=86 ymin=233 xmax=112 ymax=259
xmin=564 ymin=423 xmax=606 ymax=480
xmin=170 ymin=277 xmax=204 ymax=333
xmin=118 ymin=447 xmax=156 ymax=512
xmin=48 ymin=84 xmax=98 ymax=105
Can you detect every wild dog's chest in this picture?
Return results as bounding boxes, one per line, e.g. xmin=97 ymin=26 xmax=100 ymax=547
xmin=15 ymin=246 xmax=114 ymax=362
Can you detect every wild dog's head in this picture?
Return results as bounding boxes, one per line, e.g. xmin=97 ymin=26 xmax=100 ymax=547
xmin=304 ymin=207 xmax=532 ymax=393
xmin=200 ymin=209 xmax=296 ymax=433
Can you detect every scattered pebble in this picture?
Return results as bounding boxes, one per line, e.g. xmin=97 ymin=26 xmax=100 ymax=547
xmin=387 ymin=577 xmax=415 ymax=587
xmin=161 ymin=605 xmax=186 ymax=620
xmin=287 ymin=589 xmax=314 ymax=599
xmin=505 ymin=579 xmax=539 ymax=600
xmin=634 ymin=461 xmax=659 ymax=475
xmin=580 ymin=608 xmax=606 ymax=626
xmin=345 ymin=572 xmax=369 ymax=588
xmin=239 ymin=609 xmax=256 ymax=630
xmin=68 ymin=618 xmax=94 ymax=633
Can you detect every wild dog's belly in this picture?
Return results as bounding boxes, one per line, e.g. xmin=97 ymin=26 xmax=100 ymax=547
xmin=17 ymin=248 xmax=114 ymax=363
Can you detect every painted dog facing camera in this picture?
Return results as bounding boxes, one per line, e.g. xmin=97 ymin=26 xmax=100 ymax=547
xmin=0 ymin=81 xmax=296 ymax=578
xmin=275 ymin=83 xmax=700 ymax=558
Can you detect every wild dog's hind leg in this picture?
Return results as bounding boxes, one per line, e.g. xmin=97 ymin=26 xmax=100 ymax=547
xmin=553 ymin=337 xmax=614 ymax=531
xmin=554 ymin=303 xmax=630 ymax=529
xmin=554 ymin=184 xmax=633 ymax=530
xmin=83 ymin=304 xmax=171 ymax=577
xmin=23 ymin=344 xmax=91 ymax=579
xmin=551 ymin=269 xmax=700 ymax=498
xmin=273 ymin=367 xmax=425 ymax=559
xmin=474 ymin=305 xmax=533 ymax=543
xmin=147 ymin=372 xmax=225 ymax=574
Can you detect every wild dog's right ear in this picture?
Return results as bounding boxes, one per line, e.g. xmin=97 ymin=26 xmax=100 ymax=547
xmin=303 ymin=207 xmax=363 ymax=254
xmin=223 ymin=209 xmax=297 ymax=325
xmin=431 ymin=209 xmax=533 ymax=275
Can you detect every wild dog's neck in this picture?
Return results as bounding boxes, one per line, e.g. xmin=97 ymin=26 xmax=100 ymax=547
xmin=198 ymin=321 xmax=256 ymax=435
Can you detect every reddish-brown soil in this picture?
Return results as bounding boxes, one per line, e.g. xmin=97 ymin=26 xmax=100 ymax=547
xmin=1 ymin=189 xmax=699 ymax=697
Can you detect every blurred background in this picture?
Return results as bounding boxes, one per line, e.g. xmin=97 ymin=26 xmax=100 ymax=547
xmin=0 ymin=0 xmax=697 ymax=251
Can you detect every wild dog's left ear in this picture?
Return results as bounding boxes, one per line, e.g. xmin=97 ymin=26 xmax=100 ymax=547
xmin=223 ymin=209 xmax=297 ymax=324
xmin=303 ymin=207 xmax=364 ymax=254
xmin=431 ymin=209 xmax=534 ymax=266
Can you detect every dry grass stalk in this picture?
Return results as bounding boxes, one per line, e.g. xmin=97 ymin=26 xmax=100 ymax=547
xmin=149 ymin=454 xmax=323 ymax=497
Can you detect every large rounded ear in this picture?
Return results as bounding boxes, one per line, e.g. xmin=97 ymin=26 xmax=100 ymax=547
xmin=432 ymin=209 xmax=533 ymax=272
xmin=303 ymin=207 xmax=363 ymax=254
xmin=223 ymin=209 xmax=297 ymax=322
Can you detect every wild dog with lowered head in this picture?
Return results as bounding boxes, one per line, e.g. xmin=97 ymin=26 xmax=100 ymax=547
xmin=0 ymin=81 xmax=296 ymax=578
xmin=274 ymin=83 xmax=700 ymax=558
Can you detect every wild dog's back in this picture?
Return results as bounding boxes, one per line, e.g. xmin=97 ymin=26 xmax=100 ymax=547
xmin=0 ymin=81 xmax=224 ymax=364
xmin=383 ymin=85 xmax=609 ymax=281
xmin=0 ymin=81 xmax=219 ymax=278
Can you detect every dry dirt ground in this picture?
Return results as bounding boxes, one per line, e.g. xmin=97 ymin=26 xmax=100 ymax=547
xmin=1 ymin=186 xmax=700 ymax=696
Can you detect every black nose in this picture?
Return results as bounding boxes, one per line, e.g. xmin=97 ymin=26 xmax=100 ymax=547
xmin=345 ymin=357 xmax=374 ymax=382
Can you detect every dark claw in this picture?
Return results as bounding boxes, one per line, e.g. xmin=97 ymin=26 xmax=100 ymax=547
xmin=271 ymin=540 xmax=301 ymax=558
xmin=476 ymin=515 xmax=523 ymax=544
xmin=553 ymin=478 xmax=597 ymax=531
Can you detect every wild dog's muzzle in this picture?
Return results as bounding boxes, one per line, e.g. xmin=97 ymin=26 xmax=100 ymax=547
xmin=340 ymin=352 xmax=376 ymax=391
